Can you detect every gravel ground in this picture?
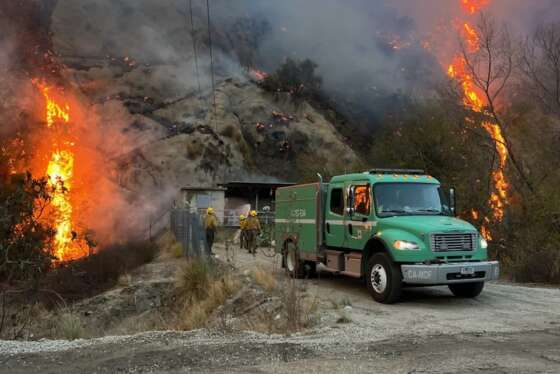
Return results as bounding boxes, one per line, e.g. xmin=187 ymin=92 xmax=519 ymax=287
xmin=2 ymin=244 xmax=560 ymax=373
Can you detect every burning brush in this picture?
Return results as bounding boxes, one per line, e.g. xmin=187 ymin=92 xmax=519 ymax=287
xmin=446 ymin=0 xmax=509 ymax=240
xmin=32 ymin=81 xmax=91 ymax=261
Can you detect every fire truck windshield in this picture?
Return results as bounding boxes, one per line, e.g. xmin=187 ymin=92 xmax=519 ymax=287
xmin=374 ymin=183 xmax=452 ymax=217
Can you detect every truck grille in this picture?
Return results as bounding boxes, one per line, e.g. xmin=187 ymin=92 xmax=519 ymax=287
xmin=430 ymin=233 xmax=477 ymax=252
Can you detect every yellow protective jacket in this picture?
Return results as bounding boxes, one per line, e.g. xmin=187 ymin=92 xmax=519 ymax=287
xmin=239 ymin=219 xmax=247 ymax=230
xmin=204 ymin=214 xmax=218 ymax=231
xmin=245 ymin=216 xmax=261 ymax=231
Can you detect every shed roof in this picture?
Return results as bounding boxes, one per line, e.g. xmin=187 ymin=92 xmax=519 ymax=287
xmin=180 ymin=186 xmax=227 ymax=192
xmin=218 ymin=181 xmax=295 ymax=189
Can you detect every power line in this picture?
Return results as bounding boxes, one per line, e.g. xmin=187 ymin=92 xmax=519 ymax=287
xmin=206 ymin=0 xmax=217 ymax=115
xmin=187 ymin=0 xmax=201 ymax=94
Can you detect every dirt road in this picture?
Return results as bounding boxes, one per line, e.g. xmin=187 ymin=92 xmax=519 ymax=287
xmin=2 ymin=245 xmax=560 ymax=373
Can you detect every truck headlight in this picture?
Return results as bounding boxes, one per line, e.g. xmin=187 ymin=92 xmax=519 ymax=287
xmin=480 ymin=237 xmax=488 ymax=249
xmin=394 ymin=240 xmax=420 ymax=250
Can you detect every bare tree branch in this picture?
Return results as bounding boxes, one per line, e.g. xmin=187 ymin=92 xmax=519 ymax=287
xmin=458 ymin=13 xmax=535 ymax=194
xmin=519 ymin=23 xmax=560 ymax=117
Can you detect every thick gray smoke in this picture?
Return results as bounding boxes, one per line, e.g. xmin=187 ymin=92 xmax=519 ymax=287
xmin=47 ymin=0 xmax=560 ymax=128
xmin=207 ymin=0 xmax=560 ymax=127
xmin=231 ymin=1 xmax=438 ymax=93
xmin=208 ymin=0 xmax=441 ymax=126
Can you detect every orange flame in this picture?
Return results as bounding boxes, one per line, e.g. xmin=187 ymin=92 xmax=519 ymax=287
xmin=462 ymin=23 xmax=480 ymax=52
xmin=470 ymin=209 xmax=479 ymax=220
xmin=38 ymin=83 xmax=89 ymax=261
xmin=448 ymin=0 xmax=507 ymax=239
xmin=481 ymin=224 xmax=492 ymax=241
xmin=250 ymin=69 xmax=269 ymax=81
xmin=447 ymin=56 xmax=484 ymax=111
xmin=461 ymin=0 xmax=489 ymax=14
xmin=482 ymin=122 xmax=509 ymax=222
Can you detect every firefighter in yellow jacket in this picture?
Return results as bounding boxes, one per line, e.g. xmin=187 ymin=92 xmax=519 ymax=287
xmin=239 ymin=214 xmax=247 ymax=251
xmin=245 ymin=210 xmax=261 ymax=255
xmin=203 ymin=207 xmax=218 ymax=256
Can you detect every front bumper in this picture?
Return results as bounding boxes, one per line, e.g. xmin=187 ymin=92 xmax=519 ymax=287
xmin=401 ymin=261 xmax=499 ymax=285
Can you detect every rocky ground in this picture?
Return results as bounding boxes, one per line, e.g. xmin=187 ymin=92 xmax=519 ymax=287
xmin=2 ymin=243 xmax=560 ymax=373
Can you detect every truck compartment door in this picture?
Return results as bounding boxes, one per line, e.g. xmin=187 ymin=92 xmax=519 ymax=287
xmin=325 ymin=184 xmax=345 ymax=248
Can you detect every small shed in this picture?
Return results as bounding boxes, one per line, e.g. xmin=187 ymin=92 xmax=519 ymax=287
xmin=176 ymin=186 xmax=226 ymax=222
xmin=176 ymin=181 xmax=294 ymax=227
xmin=218 ymin=181 xmax=295 ymax=226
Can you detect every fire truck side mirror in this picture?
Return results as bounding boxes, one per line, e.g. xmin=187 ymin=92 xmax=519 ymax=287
xmin=449 ymin=187 xmax=456 ymax=216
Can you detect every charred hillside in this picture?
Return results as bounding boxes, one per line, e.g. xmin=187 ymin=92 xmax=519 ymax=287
xmin=46 ymin=0 xmax=362 ymax=188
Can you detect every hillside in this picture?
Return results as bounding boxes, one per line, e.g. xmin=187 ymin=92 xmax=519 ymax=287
xmin=49 ymin=0 xmax=360 ymax=190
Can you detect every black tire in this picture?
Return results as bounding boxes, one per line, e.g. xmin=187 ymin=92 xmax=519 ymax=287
xmin=366 ymin=253 xmax=402 ymax=304
xmin=448 ymin=282 xmax=484 ymax=298
xmin=303 ymin=261 xmax=317 ymax=278
xmin=284 ymin=242 xmax=305 ymax=279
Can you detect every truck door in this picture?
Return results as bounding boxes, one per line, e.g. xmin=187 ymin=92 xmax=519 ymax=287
xmin=324 ymin=184 xmax=345 ymax=248
xmin=345 ymin=182 xmax=373 ymax=250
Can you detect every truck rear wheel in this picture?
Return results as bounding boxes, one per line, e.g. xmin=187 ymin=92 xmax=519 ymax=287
xmin=284 ymin=242 xmax=305 ymax=279
xmin=366 ymin=253 xmax=402 ymax=304
xmin=448 ymin=282 xmax=484 ymax=298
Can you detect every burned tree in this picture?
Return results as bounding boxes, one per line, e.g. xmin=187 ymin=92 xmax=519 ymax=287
xmin=457 ymin=14 xmax=534 ymax=194
xmin=519 ymin=23 xmax=560 ymax=118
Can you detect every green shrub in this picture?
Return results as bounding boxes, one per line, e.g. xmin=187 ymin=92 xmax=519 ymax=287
xmin=0 ymin=172 xmax=56 ymax=284
xmin=261 ymin=58 xmax=323 ymax=102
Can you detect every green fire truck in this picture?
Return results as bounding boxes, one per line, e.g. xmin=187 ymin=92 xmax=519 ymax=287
xmin=274 ymin=169 xmax=499 ymax=303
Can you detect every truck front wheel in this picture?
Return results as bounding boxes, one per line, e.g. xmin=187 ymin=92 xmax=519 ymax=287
xmin=366 ymin=253 xmax=402 ymax=304
xmin=448 ymin=282 xmax=484 ymax=298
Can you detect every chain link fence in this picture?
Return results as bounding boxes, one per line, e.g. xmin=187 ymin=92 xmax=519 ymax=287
xmin=170 ymin=208 xmax=208 ymax=257
xmin=169 ymin=208 xmax=276 ymax=258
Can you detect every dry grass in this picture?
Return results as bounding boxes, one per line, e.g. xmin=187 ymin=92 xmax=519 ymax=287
xmin=176 ymin=258 xmax=212 ymax=299
xmin=109 ymin=310 xmax=170 ymax=336
xmin=239 ymin=277 xmax=319 ymax=335
xmin=157 ymin=231 xmax=184 ymax=259
xmin=251 ymin=268 xmax=278 ymax=293
xmin=174 ymin=258 xmax=240 ymax=331
xmin=282 ymin=278 xmax=319 ymax=332
xmin=56 ymin=311 xmax=85 ymax=340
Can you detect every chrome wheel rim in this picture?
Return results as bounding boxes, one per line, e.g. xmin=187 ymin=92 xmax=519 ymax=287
xmin=371 ymin=264 xmax=387 ymax=294
xmin=286 ymin=249 xmax=295 ymax=272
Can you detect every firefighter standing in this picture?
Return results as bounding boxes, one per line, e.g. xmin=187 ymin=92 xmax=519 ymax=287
xmin=204 ymin=207 xmax=218 ymax=256
xmin=239 ymin=214 xmax=247 ymax=251
xmin=245 ymin=210 xmax=261 ymax=255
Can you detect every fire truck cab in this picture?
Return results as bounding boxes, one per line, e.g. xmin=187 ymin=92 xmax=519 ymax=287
xmin=274 ymin=169 xmax=499 ymax=303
